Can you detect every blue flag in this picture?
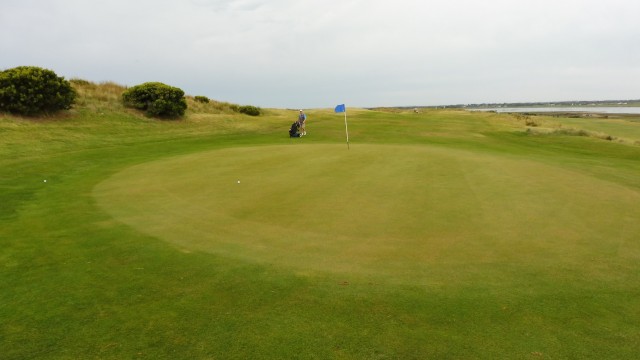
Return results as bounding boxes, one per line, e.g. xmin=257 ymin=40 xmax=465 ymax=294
xmin=334 ymin=104 xmax=346 ymax=113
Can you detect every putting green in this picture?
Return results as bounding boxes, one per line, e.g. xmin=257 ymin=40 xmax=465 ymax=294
xmin=94 ymin=144 xmax=640 ymax=281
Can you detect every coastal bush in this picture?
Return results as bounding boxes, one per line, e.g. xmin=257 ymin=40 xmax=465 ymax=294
xmin=238 ymin=105 xmax=261 ymax=116
xmin=0 ymin=66 xmax=76 ymax=115
xmin=122 ymin=82 xmax=187 ymax=118
xmin=194 ymin=96 xmax=209 ymax=103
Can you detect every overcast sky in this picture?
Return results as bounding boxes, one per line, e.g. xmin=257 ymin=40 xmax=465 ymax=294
xmin=2 ymin=0 xmax=639 ymax=108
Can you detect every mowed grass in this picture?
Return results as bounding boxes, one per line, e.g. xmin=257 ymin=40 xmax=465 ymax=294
xmin=2 ymin=86 xmax=640 ymax=359
xmin=95 ymin=144 xmax=640 ymax=285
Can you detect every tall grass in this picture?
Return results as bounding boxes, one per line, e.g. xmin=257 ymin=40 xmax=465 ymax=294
xmin=185 ymin=96 xmax=239 ymax=115
xmin=69 ymin=79 xmax=244 ymax=117
xmin=70 ymin=79 xmax=127 ymax=113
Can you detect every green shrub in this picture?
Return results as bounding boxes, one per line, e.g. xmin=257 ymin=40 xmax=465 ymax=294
xmin=122 ymin=82 xmax=187 ymax=118
xmin=194 ymin=95 xmax=209 ymax=103
xmin=0 ymin=66 xmax=76 ymax=115
xmin=238 ymin=105 xmax=261 ymax=116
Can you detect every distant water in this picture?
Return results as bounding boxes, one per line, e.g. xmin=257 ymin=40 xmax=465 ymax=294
xmin=473 ymin=107 xmax=640 ymax=114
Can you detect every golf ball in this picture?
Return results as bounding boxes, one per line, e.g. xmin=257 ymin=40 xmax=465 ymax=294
xmin=44 ymin=180 xmax=47 ymax=183
xmin=237 ymin=180 xmax=240 ymax=184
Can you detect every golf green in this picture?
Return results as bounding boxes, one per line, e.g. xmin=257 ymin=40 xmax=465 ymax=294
xmin=94 ymin=143 xmax=640 ymax=282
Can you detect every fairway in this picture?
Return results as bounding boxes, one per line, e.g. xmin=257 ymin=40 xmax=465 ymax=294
xmin=94 ymin=143 xmax=640 ymax=283
xmin=4 ymin=90 xmax=640 ymax=358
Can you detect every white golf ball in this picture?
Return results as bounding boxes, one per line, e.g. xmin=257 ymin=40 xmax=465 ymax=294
xmin=237 ymin=180 xmax=240 ymax=184
xmin=44 ymin=180 xmax=47 ymax=183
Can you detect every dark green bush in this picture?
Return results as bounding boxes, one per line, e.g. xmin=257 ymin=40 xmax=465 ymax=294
xmin=122 ymin=82 xmax=187 ymax=118
xmin=0 ymin=66 xmax=76 ymax=115
xmin=194 ymin=95 xmax=209 ymax=103
xmin=238 ymin=105 xmax=261 ymax=116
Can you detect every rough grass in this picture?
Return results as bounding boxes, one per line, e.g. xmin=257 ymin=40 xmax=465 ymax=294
xmin=2 ymin=89 xmax=640 ymax=359
xmin=511 ymin=112 xmax=640 ymax=145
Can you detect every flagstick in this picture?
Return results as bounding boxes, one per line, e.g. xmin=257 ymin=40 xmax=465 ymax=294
xmin=344 ymin=109 xmax=350 ymax=149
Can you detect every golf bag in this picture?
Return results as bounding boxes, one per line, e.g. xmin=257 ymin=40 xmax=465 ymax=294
xmin=289 ymin=121 xmax=301 ymax=137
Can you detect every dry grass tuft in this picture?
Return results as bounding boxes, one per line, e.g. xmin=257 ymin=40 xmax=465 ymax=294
xmin=70 ymin=79 xmax=127 ymax=112
xmin=185 ymin=96 xmax=239 ymax=115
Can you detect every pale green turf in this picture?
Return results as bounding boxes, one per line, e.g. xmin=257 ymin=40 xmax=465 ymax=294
xmin=94 ymin=143 xmax=640 ymax=284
